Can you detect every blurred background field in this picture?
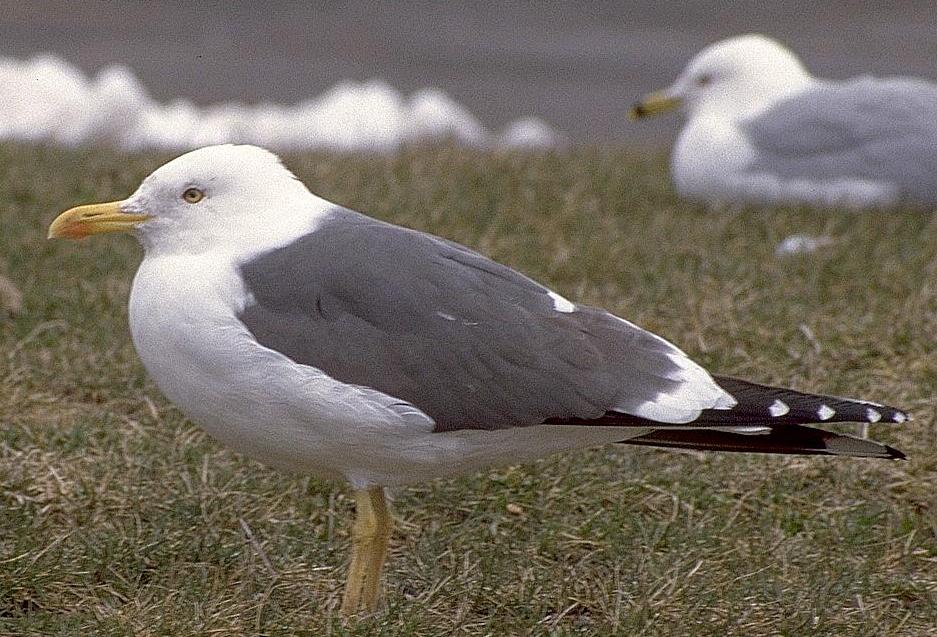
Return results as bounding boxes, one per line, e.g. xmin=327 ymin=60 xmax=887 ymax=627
xmin=0 ymin=144 xmax=934 ymax=635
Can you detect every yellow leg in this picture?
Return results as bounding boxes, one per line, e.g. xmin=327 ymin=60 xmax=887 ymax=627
xmin=340 ymin=487 xmax=393 ymax=616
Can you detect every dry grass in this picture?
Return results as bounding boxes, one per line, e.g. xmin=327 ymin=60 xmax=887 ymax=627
xmin=0 ymin=143 xmax=935 ymax=636
xmin=0 ymin=274 xmax=22 ymax=317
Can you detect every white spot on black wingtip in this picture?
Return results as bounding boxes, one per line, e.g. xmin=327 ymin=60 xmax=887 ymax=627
xmin=892 ymin=412 xmax=908 ymax=423
xmin=817 ymin=404 xmax=835 ymax=421
xmin=865 ymin=407 xmax=882 ymax=423
xmin=768 ymin=399 xmax=789 ymax=417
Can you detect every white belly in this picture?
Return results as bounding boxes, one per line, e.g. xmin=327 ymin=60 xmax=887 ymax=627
xmin=128 ymin=254 xmax=380 ymax=482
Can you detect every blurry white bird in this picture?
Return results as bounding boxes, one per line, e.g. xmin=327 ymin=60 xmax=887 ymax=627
xmin=631 ymin=34 xmax=937 ymax=209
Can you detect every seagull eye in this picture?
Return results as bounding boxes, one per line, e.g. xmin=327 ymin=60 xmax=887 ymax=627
xmin=696 ymin=74 xmax=713 ymax=86
xmin=182 ymin=187 xmax=204 ymax=204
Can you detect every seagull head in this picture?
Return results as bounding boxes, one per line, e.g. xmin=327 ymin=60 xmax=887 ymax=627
xmin=48 ymin=145 xmax=318 ymax=256
xmin=630 ymin=34 xmax=812 ymax=121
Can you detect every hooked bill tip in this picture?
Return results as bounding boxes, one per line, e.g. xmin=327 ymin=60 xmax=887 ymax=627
xmin=628 ymin=104 xmax=647 ymax=120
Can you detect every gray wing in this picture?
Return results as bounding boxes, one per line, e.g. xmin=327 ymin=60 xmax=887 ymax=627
xmin=237 ymin=208 xmax=723 ymax=431
xmin=743 ymin=77 xmax=937 ymax=203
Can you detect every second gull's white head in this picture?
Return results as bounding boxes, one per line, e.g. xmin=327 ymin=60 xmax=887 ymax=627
xmin=632 ymin=34 xmax=813 ymax=121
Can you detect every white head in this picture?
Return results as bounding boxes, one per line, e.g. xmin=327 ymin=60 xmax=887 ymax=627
xmin=631 ymin=34 xmax=812 ymax=121
xmin=48 ymin=145 xmax=325 ymax=256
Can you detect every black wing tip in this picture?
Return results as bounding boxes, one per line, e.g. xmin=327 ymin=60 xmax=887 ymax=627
xmin=884 ymin=444 xmax=907 ymax=460
xmin=711 ymin=375 xmax=911 ymax=427
xmin=880 ymin=406 xmax=911 ymax=424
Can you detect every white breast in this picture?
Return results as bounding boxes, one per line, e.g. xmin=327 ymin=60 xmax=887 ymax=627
xmin=128 ymin=253 xmax=433 ymax=481
xmin=672 ymin=116 xmax=756 ymax=205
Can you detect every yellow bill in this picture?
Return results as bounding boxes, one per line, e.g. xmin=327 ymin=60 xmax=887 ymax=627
xmin=629 ymin=90 xmax=682 ymax=120
xmin=48 ymin=201 xmax=149 ymax=240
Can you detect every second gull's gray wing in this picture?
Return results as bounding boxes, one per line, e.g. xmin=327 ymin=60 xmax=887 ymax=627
xmin=743 ymin=77 xmax=937 ymax=204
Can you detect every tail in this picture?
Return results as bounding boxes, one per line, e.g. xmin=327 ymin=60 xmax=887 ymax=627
xmin=621 ymin=424 xmax=905 ymax=459
xmin=619 ymin=376 xmax=908 ymax=459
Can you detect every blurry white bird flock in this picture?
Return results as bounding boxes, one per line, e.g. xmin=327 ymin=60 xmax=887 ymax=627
xmin=0 ymin=53 xmax=559 ymax=152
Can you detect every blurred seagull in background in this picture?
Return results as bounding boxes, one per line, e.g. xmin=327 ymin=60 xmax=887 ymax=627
xmin=631 ymin=34 xmax=937 ymax=209
xmin=49 ymin=145 xmax=908 ymax=615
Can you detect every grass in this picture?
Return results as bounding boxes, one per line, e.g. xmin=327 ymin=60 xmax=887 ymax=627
xmin=0 ymin=142 xmax=935 ymax=636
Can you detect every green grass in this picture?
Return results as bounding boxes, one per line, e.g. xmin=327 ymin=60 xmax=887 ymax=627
xmin=1 ymin=143 xmax=935 ymax=636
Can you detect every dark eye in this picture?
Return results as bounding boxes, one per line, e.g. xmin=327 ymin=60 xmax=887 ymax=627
xmin=182 ymin=187 xmax=204 ymax=204
xmin=696 ymin=74 xmax=713 ymax=86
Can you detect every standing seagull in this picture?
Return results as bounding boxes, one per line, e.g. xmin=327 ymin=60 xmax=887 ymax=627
xmin=630 ymin=34 xmax=937 ymax=208
xmin=48 ymin=145 xmax=908 ymax=615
